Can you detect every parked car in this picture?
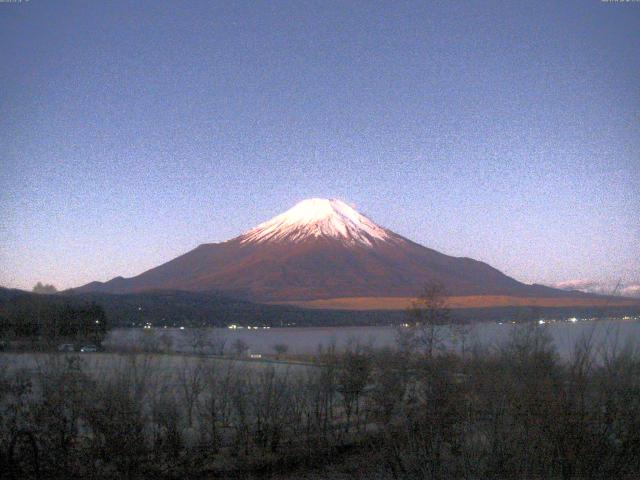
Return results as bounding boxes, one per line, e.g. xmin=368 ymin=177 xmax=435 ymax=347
xmin=58 ymin=343 xmax=75 ymax=352
xmin=80 ymin=344 xmax=98 ymax=353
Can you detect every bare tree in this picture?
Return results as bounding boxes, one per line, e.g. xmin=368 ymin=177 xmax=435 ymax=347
xmin=187 ymin=328 xmax=211 ymax=355
xmin=209 ymin=328 xmax=227 ymax=356
xmin=405 ymin=281 xmax=451 ymax=358
xmin=232 ymin=338 xmax=249 ymax=358
xmin=337 ymin=342 xmax=372 ymax=433
xmin=450 ymin=318 xmax=474 ymax=360
xmin=140 ymin=330 xmax=160 ymax=352
xmin=368 ymin=349 xmax=407 ymax=424
xmin=198 ymin=360 xmax=232 ymax=453
xmin=177 ymin=358 xmax=205 ymax=428
xmin=272 ymin=343 xmax=289 ymax=359
xmin=159 ymin=331 xmax=174 ymax=353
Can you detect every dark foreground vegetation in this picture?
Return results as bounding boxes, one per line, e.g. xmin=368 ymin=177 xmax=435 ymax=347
xmin=2 ymin=323 xmax=640 ymax=479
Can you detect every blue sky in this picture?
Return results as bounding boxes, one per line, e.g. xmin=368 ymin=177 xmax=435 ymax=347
xmin=1 ymin=0 xmax=639 ymax=292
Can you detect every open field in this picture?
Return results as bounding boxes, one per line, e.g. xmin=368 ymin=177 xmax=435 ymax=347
xmin=278 ymin=294 xmax=640 ymax=310
xmin=0 ymin=351 xmax=312 ymax=376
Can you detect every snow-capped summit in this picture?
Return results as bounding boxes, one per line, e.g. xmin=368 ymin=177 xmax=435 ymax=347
xmin=74 ymin=197 xmax=603 ymax=307
xmin=239 ymin=198 xmax=392 ymax=246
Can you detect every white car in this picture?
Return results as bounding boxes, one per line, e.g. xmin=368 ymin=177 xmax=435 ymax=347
xmin=80 ymin=345 xmax=98 ymax=353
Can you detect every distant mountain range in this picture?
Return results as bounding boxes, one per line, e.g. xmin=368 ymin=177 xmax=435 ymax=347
xmin=73 ymin=198 xmax=637 ymax=310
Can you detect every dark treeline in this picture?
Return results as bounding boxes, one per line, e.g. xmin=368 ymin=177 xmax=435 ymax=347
xmin=1 ymin=287 xmax=401 ymax=328
xmin=0 ymin=290 xmax=107 ymax=343
xmin=2 ymin=324 xmax=640 ymax=479
xmin=1 ymin=287 xmax=637 ymax=329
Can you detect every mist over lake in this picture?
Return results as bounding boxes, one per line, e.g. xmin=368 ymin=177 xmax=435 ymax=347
xmin=105 ymin=317 xmax=640 ymax=359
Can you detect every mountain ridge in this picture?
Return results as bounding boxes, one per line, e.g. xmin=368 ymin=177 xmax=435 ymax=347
xmin=73 ymin=198 xmax=615 ymax=306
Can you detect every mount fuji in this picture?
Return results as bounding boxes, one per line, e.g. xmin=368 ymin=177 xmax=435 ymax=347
xmin=74 ymin=198 xmax=630 ymax=309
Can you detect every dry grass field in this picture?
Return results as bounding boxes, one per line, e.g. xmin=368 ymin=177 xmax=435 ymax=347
xmin=278 ymin=295 xmax=640 ymax=310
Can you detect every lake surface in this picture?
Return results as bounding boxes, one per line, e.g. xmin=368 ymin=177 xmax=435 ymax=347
xmin=105 ymin=317 xmax=640 ymax=359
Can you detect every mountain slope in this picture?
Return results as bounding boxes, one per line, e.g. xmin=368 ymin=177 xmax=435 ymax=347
xmin=74 ymin=198 xmax=599 ymax=303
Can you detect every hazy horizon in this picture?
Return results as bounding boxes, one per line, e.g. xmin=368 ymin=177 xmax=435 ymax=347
xmin=1 ymin=1 xmax=639 ymax=293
